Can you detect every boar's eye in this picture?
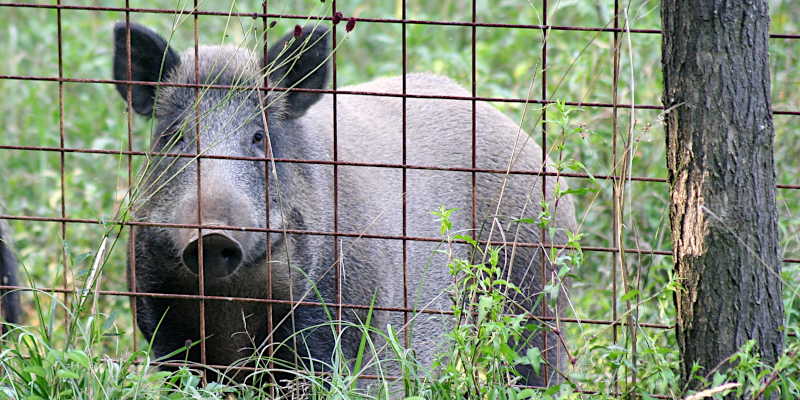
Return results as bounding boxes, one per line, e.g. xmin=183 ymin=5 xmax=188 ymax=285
xmin=158 ymin=129 xmax=184 ymax=148
xmin=252 ymin=130 xmax=265 ymax=145
xmin=157 ymin=121 xmax=186 ymax=148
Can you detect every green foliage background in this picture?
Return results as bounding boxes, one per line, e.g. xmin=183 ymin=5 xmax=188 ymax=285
xmin=0 ymin=0 xmax=798 ymax=396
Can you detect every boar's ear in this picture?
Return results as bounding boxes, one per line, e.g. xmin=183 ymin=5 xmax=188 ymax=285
xmin=267 ymin=24 xmax=329 ymax=119
xmin=113 ymin=22 xmax=180 ymax=116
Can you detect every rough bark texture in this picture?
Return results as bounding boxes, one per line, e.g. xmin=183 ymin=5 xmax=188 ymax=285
xmin=661 ymin=0 xmax=784 ymax=394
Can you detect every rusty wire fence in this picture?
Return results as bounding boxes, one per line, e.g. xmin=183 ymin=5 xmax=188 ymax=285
xmin=0 ymin=0 xmax=798 ymax=396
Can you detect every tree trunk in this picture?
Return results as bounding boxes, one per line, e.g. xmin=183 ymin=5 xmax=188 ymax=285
xmin=661 ymin=0 xmax=784 ymax=395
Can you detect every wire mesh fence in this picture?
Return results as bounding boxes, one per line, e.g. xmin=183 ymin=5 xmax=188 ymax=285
xmin=0 ymin=1 xmax=797 ymax=397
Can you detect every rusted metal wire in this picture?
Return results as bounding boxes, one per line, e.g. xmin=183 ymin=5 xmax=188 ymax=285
xmin=190 ymin=4 xmax=209 ymax=380
xmin=123 ymin=0 xmax=139 ymax=357
xmin=0 ymin=283 xmax=674 ymax=330
xmin=5 ymin=213 xmax=800 ymax=265
xmin=3 ymin=143 xmax=800 ymax=189
xmin=610 ymin=1 xmax=621 ymax=392
xmin=0 ymin=143 xmax=666 ymax=181
xmin=400 ymin=0 xmax=410 ymax=349
xmin=5 ymin=143 xmax=800 ymax=196
xmin=5 ymin=73 xmax=800 ymax=116
xmin=3 ymin=1 xmax=800 ymax=43
xmin=0 ymin=212 xmax=653 ymax=251
xmin=260 ymin=3 xmax=276 ymax=395
xmin=55 ymin=0 xmax=70 ymax=341
xmin=332 ymin=0 xmax=343 ymax=343
xmin=539 ymin=0 xmax=550 ymax=384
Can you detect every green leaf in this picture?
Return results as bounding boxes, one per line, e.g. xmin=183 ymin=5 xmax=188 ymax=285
xmin=543 ymin=283 xmax=560 ymax=299
xmin=544 ymin=385 xmax=561 ymax=396
xmin=352 ymin=293 xmax=378 ymax=377
xmin=516 ymin=388 xmax=538 ymax=399
xmin=522 ymin=348 xmax=542 ymax=374
xmin=478 ymin=295 xmax=494 ymax=323
xmin=621 ymin=289 xmax=640 ymax=302
xmin=498 ymin=342 xmax=519 ymax=362
xmin=488 ymin=247 xmax=500 ymax=268
xmin=559 ymin=187 xmax=599 ymax=196
xmin=56 ymin=369 xmax=81 ymax=380
xmin=65 ymin=350 xmax=91 ymax=370
xmin=454 ymin=234 xmax=478 ymax=247
xmin=712 ymin=372 xmax=725 ymax=387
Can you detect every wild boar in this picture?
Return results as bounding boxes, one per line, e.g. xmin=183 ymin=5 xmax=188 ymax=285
xmin=113 ymin=22 xmax=575 ymax=386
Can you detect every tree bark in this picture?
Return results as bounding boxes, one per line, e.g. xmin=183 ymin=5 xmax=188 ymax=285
xmin=661 ymin=0 xmax=784 ymax=395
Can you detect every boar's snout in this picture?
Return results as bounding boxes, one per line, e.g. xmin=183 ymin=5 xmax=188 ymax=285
xmin=181 ymin=231 xmax=244 ymax=279
xmin=171 ymin=174 xmax=258 ymax=280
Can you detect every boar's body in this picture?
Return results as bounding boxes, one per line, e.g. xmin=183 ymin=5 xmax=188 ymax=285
xmin=115 ymin=23 xmax=574 ymax=386
xmin=303 ymin=75 xmax=576 ymax=382
xmin=0 ymin=218 xmax=22 ymax=331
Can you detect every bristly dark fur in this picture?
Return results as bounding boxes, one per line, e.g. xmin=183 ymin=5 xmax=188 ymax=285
xmin=0 ymin=219 xmax=22 ymax=333
xmin=155 ymin=45 xmax=287 ymax=122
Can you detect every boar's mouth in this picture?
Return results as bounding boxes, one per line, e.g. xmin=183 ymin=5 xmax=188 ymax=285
xmin=181 ymin=232 xmax=244 ymax=279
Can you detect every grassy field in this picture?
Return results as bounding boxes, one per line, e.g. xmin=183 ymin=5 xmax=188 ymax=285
xmin=0 ymin=0 xmax=798 ymax=398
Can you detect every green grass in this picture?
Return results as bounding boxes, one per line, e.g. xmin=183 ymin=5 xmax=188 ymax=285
xmin=0 ymin=0 xmax=798 ymax=398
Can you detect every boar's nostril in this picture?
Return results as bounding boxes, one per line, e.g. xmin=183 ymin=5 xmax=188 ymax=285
xmin=221 ymin=248 xmax=238 ymax=263
xmin=181 ymin=233 xmax=244 ymax=279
